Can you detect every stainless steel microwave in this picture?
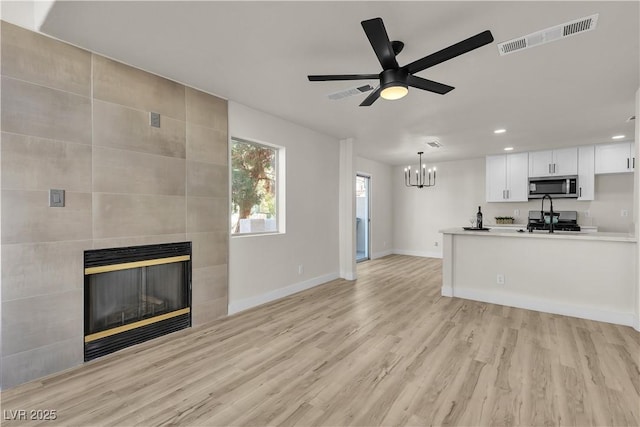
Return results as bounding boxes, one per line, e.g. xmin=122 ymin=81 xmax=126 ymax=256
xmin=528 ymin=176 xmax=578 ymax=199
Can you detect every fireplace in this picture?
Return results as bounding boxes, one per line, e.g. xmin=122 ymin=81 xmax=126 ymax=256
xmin=84 ymin=242 xmax=191 ymax=361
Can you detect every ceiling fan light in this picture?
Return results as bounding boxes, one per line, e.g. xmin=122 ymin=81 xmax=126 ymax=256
xmin=380 ymin=84 xmax=408 ymax=100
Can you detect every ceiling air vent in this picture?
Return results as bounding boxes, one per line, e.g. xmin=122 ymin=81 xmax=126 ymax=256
xmin=327 ymin=84 xmax=374 ymax=100
xmin=501 ymin=38 xmax=527 ymax=55
xmin=563 ymin=17 xmax=595 ymax=37
xmin=426 ymin=140 xmax=442 ymax=148
xmin=497 ymin=13 xmax=599 ymax=56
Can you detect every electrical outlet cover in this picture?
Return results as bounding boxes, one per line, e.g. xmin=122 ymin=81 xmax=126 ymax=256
xmin=49 ymin=189 xmax=65 ymax=207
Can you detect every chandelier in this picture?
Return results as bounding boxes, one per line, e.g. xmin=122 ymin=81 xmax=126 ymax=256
xmin=404 ymin=151 xmax=436 ymax=188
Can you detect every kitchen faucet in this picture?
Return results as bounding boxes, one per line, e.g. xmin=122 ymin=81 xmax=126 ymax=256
xmin=541 ymin=194 xmax=554 ymax=233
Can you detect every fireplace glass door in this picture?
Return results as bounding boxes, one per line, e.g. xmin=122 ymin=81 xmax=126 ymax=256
xmin=87 ymin=262 xmax=188 ymax=335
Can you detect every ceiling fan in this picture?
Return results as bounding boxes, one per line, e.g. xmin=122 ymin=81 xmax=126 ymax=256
xmin=308 ymin=18 xmax=494 ymax=106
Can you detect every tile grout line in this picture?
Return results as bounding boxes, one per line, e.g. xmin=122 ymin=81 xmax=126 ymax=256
xmin=0 ymin=130 xmax=92 ymax=148
xmin=91 ymin=52 xmax=95 ymax=250
xmin=0 ymin=74 xmax=91 ymax=100
xmin=185 ymin=88 xmax=189 ymax=250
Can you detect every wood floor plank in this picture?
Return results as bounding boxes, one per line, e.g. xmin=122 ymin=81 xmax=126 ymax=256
xmin=1 ymin=255 xmax=638 ymax=426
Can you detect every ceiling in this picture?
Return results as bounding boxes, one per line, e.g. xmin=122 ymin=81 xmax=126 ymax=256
xmin=38 ymin=1 xmax=639 ymax=166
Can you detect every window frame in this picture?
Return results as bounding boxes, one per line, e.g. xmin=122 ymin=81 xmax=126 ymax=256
xmin=230 ymin=136 xmax=285 ymax=237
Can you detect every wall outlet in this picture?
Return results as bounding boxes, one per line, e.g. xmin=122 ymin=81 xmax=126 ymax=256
xmin=434 ymin=241 xmax=439 ymax=247
xmin=514 ymin=209 xmax=520 ymax=217
xmin=621 ymin=209 xmax=629 ymax=217
xmin=383 ymin=241 xmax=387 ymax=247
xmin=496 ymin=274 xmax=505 ymax=285
xmin=584 ymin=210 xmax=590 ymax=217
xmin=298 ymin=265 xmax=303 ymax=275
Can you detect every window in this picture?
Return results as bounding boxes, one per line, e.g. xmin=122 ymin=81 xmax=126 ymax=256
xmin=231 ymin=137 xmax=283 ymax=235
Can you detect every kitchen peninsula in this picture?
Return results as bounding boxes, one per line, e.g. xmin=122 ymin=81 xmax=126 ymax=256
xmin=440 ymin=227 xmax=636 ymax=327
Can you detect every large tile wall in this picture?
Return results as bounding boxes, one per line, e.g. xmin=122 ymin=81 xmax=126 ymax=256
xmin=0 ymin=21 xmax=229 ymax=389
xmin=185 ymin=88 xmax=229 ymax=325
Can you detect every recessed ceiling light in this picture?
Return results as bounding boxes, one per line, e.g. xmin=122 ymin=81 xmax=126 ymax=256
xmin=504 ymin=147 xmax=514 ymax=151
xmin=612 ymin=135 xmax=625 ymax=140
xmin=494 ymin=129 xmax=506 ymax=134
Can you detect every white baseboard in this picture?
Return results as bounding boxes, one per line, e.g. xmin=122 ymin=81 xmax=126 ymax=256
xmin=441 ymin=286 xmax=453 ymax=297
xmin=450 ymin=287 xmax=636 ymax=327
xmin=635 ymin=314 xmax=640 ymax=332
xmin=371 ymin=249 xmax=393 ymax=259
xmin=340 ymin=270 xmax=357 ymax=281
xmin=228 ymin=272 xmax=340 ymax=315
xmin=392 ymin=249 xmax=443 ymax=259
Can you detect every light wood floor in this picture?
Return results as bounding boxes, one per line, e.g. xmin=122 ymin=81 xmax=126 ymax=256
xmin=2 ymin=255 xmax=639 ymax=426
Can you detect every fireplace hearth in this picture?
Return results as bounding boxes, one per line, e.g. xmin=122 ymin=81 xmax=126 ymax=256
xmin=84 ymin=242 xmax=192 ymax=361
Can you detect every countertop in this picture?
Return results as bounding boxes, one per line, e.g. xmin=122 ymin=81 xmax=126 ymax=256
xmin=440 ymin=227 xmax=636 ymax=242
xmin=483 ymin=223 xmax=598 ymax=231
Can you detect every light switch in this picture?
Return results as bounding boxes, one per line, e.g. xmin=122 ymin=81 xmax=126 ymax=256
xmin=49 ymin=189 xmax=65 ymax=207
xmin=150 ymin=112 xmax=160 ymax=128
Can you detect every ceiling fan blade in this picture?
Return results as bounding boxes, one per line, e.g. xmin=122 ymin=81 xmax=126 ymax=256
xmin=308 ymin=74 xmax=379 ymax=81
xmin=359 ymin=87 xmax=381 ymax=106
xmin=406 ymin=75 xmax=454 ymax=95
xmin=405 ymin=30 xmax=494 ymax=74
xmin=361 ymin=18 xmax=399 ymax=70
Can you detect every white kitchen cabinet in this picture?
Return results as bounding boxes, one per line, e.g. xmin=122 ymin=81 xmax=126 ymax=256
xmin=528 ymin=147 xmax=578 ymax=177
xmin=595 ymin=142 xmax=635 ymax=174
xmin=507 ymin=152 xmax=529 ymax=201
xmin=577 ymin=145 xmax=594 ymax=201
xmin=486 ymin=155 xmax=506 ymax=202
xmin=486 ymin=152 xmax=528 ymax=202
xmin=528 ymin=150 xmax=553 ymax=177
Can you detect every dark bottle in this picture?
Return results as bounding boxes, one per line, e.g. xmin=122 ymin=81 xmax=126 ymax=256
xmin=476 ymin=206 xmax=483 ymax=229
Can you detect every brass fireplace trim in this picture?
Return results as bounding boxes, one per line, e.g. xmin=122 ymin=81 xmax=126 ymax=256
xmin=84 ymin=307 xmax=191 ymax=342
xmin=84 ymin=255 xmax=191 ymax=275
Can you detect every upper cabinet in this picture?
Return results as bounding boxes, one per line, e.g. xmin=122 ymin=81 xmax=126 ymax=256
xmin=577 ymin=146 xmax=595 ymax=201
xmin=595 ymin=142 xmax=635 ymax=174
xmin=486 ymin=152 xmax=528 ymax=202
xmin=528 ymin=147 xmax=578 ymax=177
xmin=486 ymin=141 xmax=634 ymax=202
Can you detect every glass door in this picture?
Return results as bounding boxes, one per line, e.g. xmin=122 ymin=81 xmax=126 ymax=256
xmin=356 ymin=175 xmax=370 ymax=262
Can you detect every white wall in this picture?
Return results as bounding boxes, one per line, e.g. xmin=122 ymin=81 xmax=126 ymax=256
xmin=394 ymin=157 xmax=635 ymax=257
xmin=228 ymin=102 xmax=340 ymax=313
xmin=356 ymin=157 xmax=393 ymax=259
xmin=393 ymin=158 xmax=484 ymax=258
xmin=0 ymin=1 xmax=55 ymax=31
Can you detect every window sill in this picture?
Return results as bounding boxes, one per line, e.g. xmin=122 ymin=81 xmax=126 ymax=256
xmin=231 ymin=231 xmax=285 ymax=238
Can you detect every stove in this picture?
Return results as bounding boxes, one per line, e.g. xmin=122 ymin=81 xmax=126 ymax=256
xmin=527 ymin=210 xmax=581 ymax=232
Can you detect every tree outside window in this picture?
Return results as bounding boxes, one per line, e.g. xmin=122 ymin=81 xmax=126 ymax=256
xmin=231 ymin=138 xmax=278 ymax=234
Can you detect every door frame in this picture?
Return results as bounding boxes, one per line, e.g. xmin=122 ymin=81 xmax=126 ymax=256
xmin=355 ymin=173 xmax=371 ymax=262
